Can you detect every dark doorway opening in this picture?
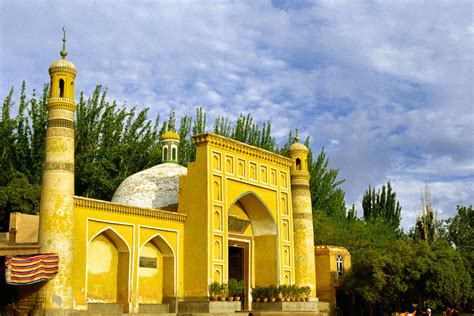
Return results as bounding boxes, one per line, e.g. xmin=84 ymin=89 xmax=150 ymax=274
xmin=229 ymin=246 xmax=244 ymax=281
xmin=228 ymin=242 xmax=250 ymax=310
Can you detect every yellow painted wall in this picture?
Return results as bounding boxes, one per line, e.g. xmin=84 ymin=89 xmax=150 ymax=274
xmin=72 ymin=197 xmax=185 ymax=313
xmin=180 ymin=133 xmax=295 ymax=299
xmin=178 ymin=145 xmax=209 ymax=297
xmin=315 ymin=246 xmax=352 ymax=314
xmin=87 ymin=234 xmax=119 ymax=302
xmin=138 ymin=242 xmax=163 ymax=303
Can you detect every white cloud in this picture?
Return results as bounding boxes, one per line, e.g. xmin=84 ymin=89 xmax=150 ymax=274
xmin=1 ymin=1 xmax=472 ymax=230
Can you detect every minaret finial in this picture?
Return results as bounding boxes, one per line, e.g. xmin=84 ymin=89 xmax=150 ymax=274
xmin=294 ymin=128 xmax=299 ymax=143
xmin=60 ymin=27 xmax=68 ymax=59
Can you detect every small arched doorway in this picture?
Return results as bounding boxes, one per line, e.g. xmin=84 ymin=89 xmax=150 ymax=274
xmin=228 ymin=192 xmax=278 ymax=307
xmin=138 ymin=234 xmax=175 ymax=305
xmin=87 ymin=228 xmax=130 ymax=307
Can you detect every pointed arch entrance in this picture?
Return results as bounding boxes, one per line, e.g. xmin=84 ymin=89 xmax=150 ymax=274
xmin=87 ymin=228 xmax=130 ymax=306
xmin=228 ymin=191 xmax=278 ymax=307
xmin=138 ymin=234 xmax=175 ymax=304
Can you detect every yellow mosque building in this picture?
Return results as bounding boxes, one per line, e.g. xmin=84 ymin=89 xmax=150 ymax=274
xmin=0 ymin=35 xmax=351 ymax=316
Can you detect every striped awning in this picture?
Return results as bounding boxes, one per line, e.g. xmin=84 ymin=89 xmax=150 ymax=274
xmin=5 ymin=253 xmax=59 ymax=285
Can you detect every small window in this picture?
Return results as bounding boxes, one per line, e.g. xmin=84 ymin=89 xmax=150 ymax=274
xmin=163 ymin=147 xmax=168 ymax=161
xmin=296 ymin=158 xmax=301 ymax=170
xmin=59 ymin=79 xmax=65 ymax=98
xmin=337 ymin=254 xmax=344 ymax=277
xmin=172 ymin=147 xmax=177 ymax=161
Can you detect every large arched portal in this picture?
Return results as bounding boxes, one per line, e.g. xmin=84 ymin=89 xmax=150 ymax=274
xmin=138 ymin=235 xmax=175 ymax=304
xmin=87 ymin=228 xmax=130 ymax=307
xmin=228 ymin=191 xmax=278 ymax=301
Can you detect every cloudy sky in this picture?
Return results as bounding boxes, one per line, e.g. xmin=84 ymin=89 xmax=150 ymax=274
xmin=1 ymin=1 xmax=472 ymax=229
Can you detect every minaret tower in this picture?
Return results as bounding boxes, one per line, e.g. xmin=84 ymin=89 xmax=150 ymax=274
xmin=161 ymin=130 xmax=180 ymax=163
xmin=288 ymin=129 xmax=317 ymax=297
xmin=39 ymin=29 xmax=77 ymax=310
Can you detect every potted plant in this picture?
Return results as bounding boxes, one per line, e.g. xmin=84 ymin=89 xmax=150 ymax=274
xmin=268 ymin=285 xmax=278 ymax=302
xmin=228 ymin=278 xmax=239 ymax=301
xmin=219 ymin=283 xmax=227 ymax=301
xmin=295 ymin=286 xmax=302 ymax=302
xmin=209 ymin=282 xmax=221 ymax=301
xmin=234 ymin=280 xmax=244 ymax=301
xmin=278 ymin=285 xmax=288 ymax=302
xmin=252 ymin=286 xmax=262 ymax=302
xmin=288 ymin=285 xmax=296 ymax=301
xmin=302 ymin=286 xmax=311 ymax=302
xmin=261 ymin=286 xmax=269 ymax=302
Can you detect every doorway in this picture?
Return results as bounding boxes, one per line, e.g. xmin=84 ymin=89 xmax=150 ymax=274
xmin=228 ymin=246 xmax=243 ymax=281
xmin=228 ymin=239 xmax=250 ymax=310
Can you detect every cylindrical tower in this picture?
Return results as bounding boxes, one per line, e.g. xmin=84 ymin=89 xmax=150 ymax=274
xmin=161 ymin=130 xmax=180 ymax=163
xmin=39 ymin=30 xmax=77 ymax=310
xmin=288 ymin=131 xmax=317 ymax=297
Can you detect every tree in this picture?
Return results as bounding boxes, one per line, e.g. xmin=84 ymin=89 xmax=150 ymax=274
xmin=0 ymin=83 xmax=48 ymax=229
xmin=362 ymin=181 xmax=402 ymax=228
xmin=74 ymin=86 xmax=162 ymax=200
xmin=446 ymin=205 xmax=474 ymax=306
xmin=411 ymin=185 xmax=440 ymax=244
xmin=309 ymin=148 xmax=346 ymax=220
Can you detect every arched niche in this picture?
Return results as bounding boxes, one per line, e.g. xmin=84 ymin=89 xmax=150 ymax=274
xmin=138 ymin=234 xmax=176 ymax=303
xmin=87 ymin=228 xmax=130 ymax=307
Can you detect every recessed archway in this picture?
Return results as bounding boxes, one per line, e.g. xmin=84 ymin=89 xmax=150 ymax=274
xmin=138 ymin=234 xmax=176 ymax=305
xmin=87 ymin=228 xmax=130 ymax=307
xmin=228 ymin=191 xmax=278 ymax=286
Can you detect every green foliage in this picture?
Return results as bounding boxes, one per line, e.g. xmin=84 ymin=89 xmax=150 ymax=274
xmin=214 ymin=114 xmax=276 ymax=152
xmin=362 ymin=181 xmax=402 ymax=228
xmin=410 ymin=185 xmax=442 ymax=244
xmin=0 ymin=82 xmax=48 ymax=229
xmin=446 ymin=205 xmax=474 ymax=303
xmin=227 ymin=278 xmax=244 ymax=296
xmin=209 ymin=281 xmax=222 ymax=296
xmin=74 ymin=86 xmax=162 ymax=199
xmin=305 ymin=147 xmax=346 ymax=220
xmin=0 ymin=178 xmax=41 ymax=230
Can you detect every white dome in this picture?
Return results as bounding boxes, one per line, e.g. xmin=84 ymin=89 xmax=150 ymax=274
xmin=112 ymin=163 xmax=187 ymax=210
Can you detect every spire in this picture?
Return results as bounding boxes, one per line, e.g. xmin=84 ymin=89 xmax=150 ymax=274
xmin=60 ymin=27 xmax=68 ymax=59
xmin=294 ymin=128 xmax=299 ymax=143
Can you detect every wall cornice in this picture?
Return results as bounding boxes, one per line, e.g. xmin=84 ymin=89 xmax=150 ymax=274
xmin=192 ymin=133 xmax=293 ymax=168
xmin=74 ymin=196 xmax=187 ymax=223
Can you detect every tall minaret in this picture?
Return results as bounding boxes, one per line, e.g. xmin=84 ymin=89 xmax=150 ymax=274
xmin=39 ymin=29 xmax=77 ymax=310
xmin=288 ymin=130 xmax=317 ymax=297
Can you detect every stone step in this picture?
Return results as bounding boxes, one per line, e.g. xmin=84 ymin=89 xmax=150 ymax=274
xmin=178 ymin=301 xmax=242 ymax=314
xmin=250 ymin=313 xmax=319 ymax=316
xmin=87 ymin=303 xmax=123 ymax=313
xmin=178 ymin=314 xmax=247 ymax=316
xmin=131 ymin=314 xmax=176 ymax=316
xmin=140 ymin=304 xmax=170 ymax=313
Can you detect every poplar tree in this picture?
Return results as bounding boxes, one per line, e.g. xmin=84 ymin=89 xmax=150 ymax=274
xmin=362 ymin=181 xmax=402 ymax=228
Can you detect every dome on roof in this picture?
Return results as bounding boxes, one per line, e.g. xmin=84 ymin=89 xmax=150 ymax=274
xmin=161 ymin=131 xmax=180 ymax=140
xmin=288 ymin=141 xmax=308 ymax=153
xmin=49 ymin=59 xmax=77 ymax=74
xmin=112 ymin=163 xmax=187 ymax=210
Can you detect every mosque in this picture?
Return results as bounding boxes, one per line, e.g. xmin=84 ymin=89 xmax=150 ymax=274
xmin=0 ymin=35 xmax=351 ymax=316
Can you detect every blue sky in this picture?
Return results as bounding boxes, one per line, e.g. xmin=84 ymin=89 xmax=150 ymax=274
xmin=1 ymin=1 xmax=472 ymax=229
